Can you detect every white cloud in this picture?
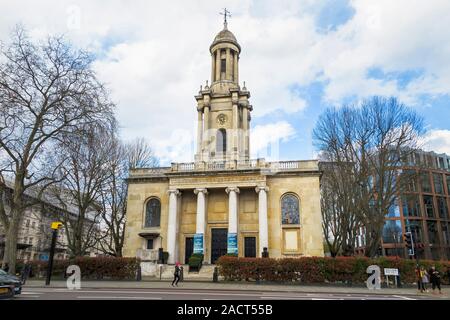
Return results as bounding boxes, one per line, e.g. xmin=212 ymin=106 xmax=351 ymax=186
xmin=250 ymin=121 xmax=296 ymax=160
xmin=420 ymin=129 xmax=450 ymax=155
xmin=1 ymin=0 xmax=450 ymax=162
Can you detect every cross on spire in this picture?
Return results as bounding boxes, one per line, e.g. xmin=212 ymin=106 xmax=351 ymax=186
xmin=220 ymin=8 xmax=231 ymax=29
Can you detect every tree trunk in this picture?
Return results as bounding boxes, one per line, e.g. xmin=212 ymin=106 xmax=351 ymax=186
xmin=5 ymin=215 xmax=20 ymax=274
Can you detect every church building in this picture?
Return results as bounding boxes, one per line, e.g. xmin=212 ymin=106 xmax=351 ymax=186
xmin=123 ymin=19 xmax=324 ymax=269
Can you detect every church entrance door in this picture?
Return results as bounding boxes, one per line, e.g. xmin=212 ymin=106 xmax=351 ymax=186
xmin=211 ymin=228 xmax=228 ymax=264
xmin=185 ymin=237 xmax=194 ymax=264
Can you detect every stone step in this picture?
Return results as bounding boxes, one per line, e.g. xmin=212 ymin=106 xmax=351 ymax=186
xmin=159 ymin=264 xmax=216 ymax=280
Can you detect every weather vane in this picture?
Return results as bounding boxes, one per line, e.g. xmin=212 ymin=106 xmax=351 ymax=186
xmin=220 ymin=8 xmax=231 ymax=29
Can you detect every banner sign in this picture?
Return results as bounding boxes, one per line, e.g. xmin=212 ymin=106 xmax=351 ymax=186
xmin=193 ymin=233 xmax=204 ymax=254
xmin=384 ymin=268 xmax=399 ymax=276
xmin=227 ymin=233 xmax=238 ymax=254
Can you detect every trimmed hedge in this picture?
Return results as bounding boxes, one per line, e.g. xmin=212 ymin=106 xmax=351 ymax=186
xmin=188 ymin=254 xmax=204 ymax=271
xmin=17 ymin=257 xmax=140 ymax=280
xmin=216 ymin=256 xmax=450 ymax=284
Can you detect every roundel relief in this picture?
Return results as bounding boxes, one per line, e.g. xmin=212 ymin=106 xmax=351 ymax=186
xmin=216 ymin=113 xmax=228 ymax=126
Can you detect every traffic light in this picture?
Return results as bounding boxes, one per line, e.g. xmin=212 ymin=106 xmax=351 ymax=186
xmin=403 ymin=232 xmax=414 ymax=256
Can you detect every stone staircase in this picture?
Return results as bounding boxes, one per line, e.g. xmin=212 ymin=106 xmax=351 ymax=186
xmin=154 ymin=264 xmax=217 ymax=281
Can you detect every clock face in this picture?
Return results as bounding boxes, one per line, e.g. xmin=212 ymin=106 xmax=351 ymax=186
xmin=217 ymin=113 xmax=228 ymax=125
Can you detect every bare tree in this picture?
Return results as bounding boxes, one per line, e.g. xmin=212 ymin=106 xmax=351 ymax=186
xmin=313 ymin=96 xmax=424 ymax=257
xmin=53 ymin=124 xmax=115 ymax=258
xmin=0 ymin=26 xmax=113 ymax=272
xmin=126 ymin=138 xmax=159 ymax=169
xmin=320 ymin=161 xmax=360 ymax=257
xmin=96 ymin=138 xmax=158 ymax=257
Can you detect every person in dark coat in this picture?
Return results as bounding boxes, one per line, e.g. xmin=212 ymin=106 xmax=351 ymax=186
xmin=428 ymin=266 xmax=442 ymax=294
xmin=171 ymin=262 xmax=181 ymax=287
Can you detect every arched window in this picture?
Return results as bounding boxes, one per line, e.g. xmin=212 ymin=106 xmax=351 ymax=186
xmin=145 ymin=198 xmax=161 ymax=228
xmin=216 ymin=128 xmax=227 ymax=153
xmin=281 ymin=193 xmax=300 ymax=225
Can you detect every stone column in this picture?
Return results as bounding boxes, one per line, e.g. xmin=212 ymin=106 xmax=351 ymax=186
xmin=211 ymin=53 xmax=215 ymax=83
xmin=197 ymin=109 xmax=203 ymax=156
xmin=216 ymin=50 xmax=221 ymax=81
xmin=226 ymin=187 xmax=240 ymax=254
xmin=203 ymin=105 xmax=210 ymax=158
xmin=167 ymin=189 xmax=180 ymax=264
xmin=194 ymin=188 xmax=208 ymax=255
xmin=226 ymin=48 xmax=231 ymax=80
xmin=232 ymin=102 xmax=238 ymax=160
xmin=256 ymin=186 xmax=269 ymax=257
xmin=234 ymin=52 xmax=238 ymax=84
xmin=242 ymin=106 xmax=248 ymax=157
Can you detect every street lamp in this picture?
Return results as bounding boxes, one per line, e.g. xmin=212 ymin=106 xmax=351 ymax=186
xmin=45 ymin=221 xmax=62 ymax=286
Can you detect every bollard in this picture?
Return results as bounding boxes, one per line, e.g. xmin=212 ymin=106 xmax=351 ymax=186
xmin=213 ymin=267 xmax=218 ymax=282
xmin=136 ymin=265 xmax=142 ymax=281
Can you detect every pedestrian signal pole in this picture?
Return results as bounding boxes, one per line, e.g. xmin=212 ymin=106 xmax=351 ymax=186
xmin=45 ymin=221 xmax=62 ymax=286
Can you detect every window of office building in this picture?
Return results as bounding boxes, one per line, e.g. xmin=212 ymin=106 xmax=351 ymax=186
xmin=384 ymin=248 xmax=403 ymax=257
xmin=447 ymin=175 xmax=450 ymax=195
xmin=382 ymin=220 xmax=402 ymax=243
xmin=427 ymin=221 xmax=439 ymax=244
xmin=402 ymin=195 xmax=421 ymax=217
xmin=402 ymin=169 xmax=417 ymax=192
xmin=386 ymin=201 xmax=401 ymax=218
xmin=423 ymin=195 xmax=435 ymax=218
xmin=420 ymin=172 xmax=432 ymax=193
xmin=405 ymin=220 xmax=423 ymax=243
xmin=433 ymin=173 xmax=444 ymax=194
xmin=441 ymin=222 xmax=450 ymax=245
xmin=437 ymin=197 xmax=449 ymax=219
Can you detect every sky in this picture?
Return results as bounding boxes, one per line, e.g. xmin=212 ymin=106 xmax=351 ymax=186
xmin=1 ymin=0 xmax=450 ymax=165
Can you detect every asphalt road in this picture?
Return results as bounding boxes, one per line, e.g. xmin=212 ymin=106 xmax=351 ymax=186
xmin=13 ymin=287 xmax=443 ymax=300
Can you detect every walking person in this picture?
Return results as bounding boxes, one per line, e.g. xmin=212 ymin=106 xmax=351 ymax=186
xmin=171 ymin=262 xmax=181 ymax=287
xmin=428 ymin=266 xmax=442 ymax=295
xmin=421 ymin=266 xmax=429 ymax=292
xmin=416 ymin=265 xmax=424 ymax=293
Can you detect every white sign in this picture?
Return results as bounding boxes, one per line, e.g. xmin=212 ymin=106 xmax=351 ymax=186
xmin=384 ymin=268 xmax=399 ymax=276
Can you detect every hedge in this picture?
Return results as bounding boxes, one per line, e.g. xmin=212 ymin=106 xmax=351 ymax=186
xmin=216 ymin=256 xmax=450 ymax=284
xmin=17 ymin=257 xmax=140 ymax=280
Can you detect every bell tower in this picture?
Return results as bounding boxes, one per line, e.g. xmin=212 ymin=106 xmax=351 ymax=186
xmin=195 ymin=11 xmax=252 ymax=163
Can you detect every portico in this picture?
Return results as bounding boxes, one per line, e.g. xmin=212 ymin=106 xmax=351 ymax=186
xmin=164 ymin=182 xmax=269 ymax=264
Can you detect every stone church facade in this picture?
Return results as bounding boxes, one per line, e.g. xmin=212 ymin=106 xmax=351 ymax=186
xmin=123 ymin=21 xmax=324 ymax=268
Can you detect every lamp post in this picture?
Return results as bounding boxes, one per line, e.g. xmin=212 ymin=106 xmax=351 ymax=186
xmin=45 ymin=221 xmax=62 ymax=286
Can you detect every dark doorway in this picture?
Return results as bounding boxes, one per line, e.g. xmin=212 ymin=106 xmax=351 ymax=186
xmin=185 ymin=237 xmax=194 ymax=264
xmin=244 ymin=237 xmax=256 ymax=257
xmin=211 ymin=228 xmax=228 ymax=264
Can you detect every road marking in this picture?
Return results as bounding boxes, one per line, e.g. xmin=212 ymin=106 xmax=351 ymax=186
xmin=21 ymin=291 xmax=44 ymax=295
xmin=77 ymin=296 xmax=162 ymax=300
xmin=393 ymin=295 xmax=416 ymax=300
xmin=261 ymin=296 xmax=308 ymax=300
xmin=53 ymin=289 xmax=264 ymax=297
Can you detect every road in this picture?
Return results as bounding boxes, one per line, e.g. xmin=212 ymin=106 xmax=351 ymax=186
xmin=13 ymin=287 xmax=442 ymax=300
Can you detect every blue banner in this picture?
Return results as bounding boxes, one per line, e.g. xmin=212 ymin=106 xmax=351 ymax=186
xmin=193 ymin=233 xmax=204 ymax=254
xmin=227 ymin=233 xmax=238 ymax=254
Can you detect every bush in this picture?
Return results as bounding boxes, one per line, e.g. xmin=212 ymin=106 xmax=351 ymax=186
xmin=20 ymin=257 xmax=140 ymax=280
xmin=188 ymin=254 xmax=204 ymax=271
xmin=216 ymin=256 xmax=450 ymax=284
xmin=162 ymin=252 xmax=169 ymax=264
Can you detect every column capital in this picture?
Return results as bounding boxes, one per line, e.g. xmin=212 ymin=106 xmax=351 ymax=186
xmin=194 ymin=188 xmax=208 ymax=195
xmin=255 ymin=186 xmax=269 ymax=193
xmin=167 ymin=189 xmax=181 ymax=196
xmin=225 ymin=187 xmax=240 ymax=194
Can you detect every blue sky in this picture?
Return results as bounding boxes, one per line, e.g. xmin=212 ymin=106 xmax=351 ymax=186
xmin=1 ymin=0 xmax=449 ymax=164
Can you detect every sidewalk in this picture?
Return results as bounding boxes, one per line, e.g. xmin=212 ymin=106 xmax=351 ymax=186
xmin=24 ymin=279 xmax=450 ymax=298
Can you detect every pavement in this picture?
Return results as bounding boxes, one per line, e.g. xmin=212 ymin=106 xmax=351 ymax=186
xmin=17 ymin=279 xmax=450 ymax=300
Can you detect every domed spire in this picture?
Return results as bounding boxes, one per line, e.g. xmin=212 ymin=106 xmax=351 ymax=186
xmin=210 ymin=8 xmax=241 ymax=53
